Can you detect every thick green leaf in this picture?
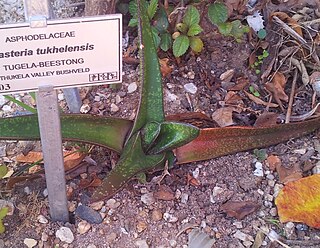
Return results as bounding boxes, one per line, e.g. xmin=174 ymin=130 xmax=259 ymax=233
xmin=130 ymin=0 xmax=165 ymax=137
xmin=0 ymin=114 xmax=132 ymax=153
xmin=189 ymin=36 xmax=203 ymax=53
xmin=147 ymin=0 xmax=158 ymax=19
xmin=173 ymin=35 xmax=189 ymax=57
xmin=187 ymin=24 xmax=203 ymax=36
xmin=91 ymin=132 xmax=165 ymax=201
xmin=160 ymin=33 xmax=172 ymax=51
xmin=175 ymin=117 xmax=320 ymax=164
xmin=148 ymin=122 xmax=199 ymax=154
xmin=141 ymin=121 xmax=161 ymax=150
xmin=0 ymin=165 xmax=8 ymax=179
xmin=183 ymin=6 xmax=200 ymax=27
xmin=208 ymin=2 xmax=228 ymax=25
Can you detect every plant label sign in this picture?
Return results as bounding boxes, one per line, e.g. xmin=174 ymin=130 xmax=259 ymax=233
xmin=0 ymin=15 xmax=122 ymax=94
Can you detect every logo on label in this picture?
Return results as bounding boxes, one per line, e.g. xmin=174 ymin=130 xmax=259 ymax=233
xmin=89 ymin=72 xmax=118 ymax=82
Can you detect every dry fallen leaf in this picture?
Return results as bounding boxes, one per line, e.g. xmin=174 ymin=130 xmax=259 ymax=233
xmin=266 ymin=155 xmax=281 ymax=171
xmin=220 ymin=200 xmax=260 ymax=220
xmin=245 ymin=91 xmax=279 ymax=108
xmin=276 ymin=162 xmax=302 ymax=184
xmin=159 ymin=58 xmax=173 ymax=77
xmin=16 ymin=150 xmax=86 ymax=172
xmin=211 ymin=107 xmax=236 ymax=127
xmin=254 ymin=112 xmax=280 ymax=127
xmin=187 ymin=174 xmax=201 ymax=187
xmin=265 ymin=72 xmax=288 ymax=109
xmin=154 ymin=185 xmax=175 ymax=201
xmin=275 ymin=174 xmax=320 ymax=228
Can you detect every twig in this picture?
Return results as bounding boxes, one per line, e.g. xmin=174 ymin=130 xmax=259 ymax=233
xmin=272 ymin=16 xmax=310 ymax=50
xmin=285 ymin=69 xmax=297 ymax=123
xmin=301 ymin=18 xmax=320 ymax=26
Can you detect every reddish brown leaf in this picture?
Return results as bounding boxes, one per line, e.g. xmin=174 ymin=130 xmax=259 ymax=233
xmin=211 ymin=107 xmax=238 ymax=127
xmin=265 ymin=72 xmax=288 ymax=103
xmin=276 ymin=162 xmax=302 ymax=184
xmin=229 ymin=77 xmax=249 ymax=91
xmin=245 ymin=91 xmax=279 ymax=108
xmin=254 ymin=112 xmax=280 ymax=127
xmin=266 ymin=155 xmax=281 ymax=171
xmin=6 ymin=175 xmax=42 ymax=189
xmin=159 ymin=58 xmax=173 ymax=77
xmin=275 ymin=174 xmax=320 ymax=228
xmin=187 ymin=174 xmax=201 ymax=187
xmin=220 ymin=201 xmax=260 ymax=220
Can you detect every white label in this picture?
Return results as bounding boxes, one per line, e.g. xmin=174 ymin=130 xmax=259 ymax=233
xmin=0 ymin=15 xmax=122 ymax=94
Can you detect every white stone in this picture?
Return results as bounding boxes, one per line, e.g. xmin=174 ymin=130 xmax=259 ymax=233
xmin=23 ymin=238 xmax=37 ymax=248
xmin=163 ymin=212 xmax=178 ymax=223
xmin=127 ymin=82 xmax=138 ymax=93
xmin=58 ymin=93 xmax=65 ymax=101
xmin=110 ymin=103 xmax=119 ymax=113
xmin=43 ymin=188 xmax=48 ymax=198
xmin=253 ymin=162 xmax=264 ymax=177
xmin=37 ymin=215 xmax=48 ymax=224
xmin=184 ymin=83 xmax=197 ymax=94
xmin=212 ymin=186 xmax=224 ymax=197
xmin=2 ymin=105 xmax=11 ymax=112
xmin=89 ymin=201 xmax=104 ymax=211
xmin=80 ymin=104 xmax=91 ymax=114
xmin=141 ymin=193 xmax=155 ymax=205
xmin=135 ymin=239 xmax=149 ymax=248
xmin=180 ymin=193 xmax=189 ymax=204
xmin=233 ymin=230 xmax=254 ymax=242
xmin=233 ymin=221 xmax=243 ymax=229
xmin=56 ymin=227 xmax=74 ymax=244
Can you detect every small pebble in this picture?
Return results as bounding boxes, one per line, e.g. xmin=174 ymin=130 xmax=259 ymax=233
xmin=110 ymin=103 xmax=119 ymax=113
xmin=2 ymin=105 xmax=12 ymax=112
xmin=43 ymin=188 xmax=48 ymax=198
xmin=89 ymin=201 xmax=104 ymax=211
xmin=269 ymin=207 xmax=277 ymax=217
xmin=128 ymin=82 xmax=138 ymax=93
xmin=23 ymin=238 xmax=37 ymax=248
xmin=175 ymin=189 xmax=182 ymax=199
xmin=163 ymin=212 xmax=178 ymax=223
xmin=284 ymin=222 xmax=295 ymax=239
xmin=24 ymin=187 xmax=31 ymax=195
xmin=233 ymin=221 xmax=243 ymax=229
xmin=296 ymin=223 xmax=308 ymax=231
xmin=181 ymin=193 xmax=189 ymax=204
xmin=233 ymin=230 xmax=254 ymax=242
xmin=106 ymin=199 xmax=120 ymax=209
xmin=184 ymin=83 xmax=197 ymax=94
xmin=253 ymin=162 xmax=264 ymax=177
xmin=135 ymin=239 xmax=149 ymax=248
xmin=75 ymin=205 xmax=103 ymax=224
xmin=41 ymin=233 xmax=48 ymax=242
xmin=55 ymin=227 xmax=74 ymax=244
xmin=136 ymin=221 xmax=147 ymax=233
xmin=58 ymin=93 xmax=65 ymax=101
xmin=77 ymin=220 xmax=91 ymax=234
xmin=151 ymin=209 xmax=162 ymax=222
xmin=169 ymin=240 xmax=177 ymax=247
xmin=106 ymin=232 xmax=117 ymax=243
xmin=80 ymin=104 xmax=91 ymax=113
xmin=141 ymin=193 xmax=155 ymax=206
xmin=37 ymin=215 xmax=48 ymax=224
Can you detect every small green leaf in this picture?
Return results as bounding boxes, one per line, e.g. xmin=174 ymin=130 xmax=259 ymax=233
xmin=208 ymin=2 xmax=228 ymax=25
xmin=257 ymin=29 xmax=267 ymax=39
xmin=230 ymin=20 xmax=250 ymax=40
xmin=147 ymin=0 xmax=158 ymax=19
xmin=4 ymin=95 xmax=37 ymax=114
xmin=189 ymin=36 xmax=203 ymax=53
xmin=0 ymin=207 xmax=8 ymax=220
xmin=0 ymin=165 xmax=8 ymax=179
xmin=173 ymin=35 xmax=189 ymax=57
xmin=187 ymin=24 xmax=203 ymax=36
xmin=129 ymin=0 xmax=137 ymax=16
xmin=160 ymin=33 xmax=172 ymax=52
xmin=217 ymin=22 xmax=232 ymax=36
xmin=176 ymin=23 xmax=188 ymax=33
xmin=183 ymin=6 xmax=200 ymax=27
xmin=154 ymin=7 xmax=169 ymax=33
xmin=128 ymin=18 xmax=138 ymax=27
xmin=262 ymin=49 xmax=269 ymax=58
xmin=0 ymin=221 xmax=5 ymax=234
